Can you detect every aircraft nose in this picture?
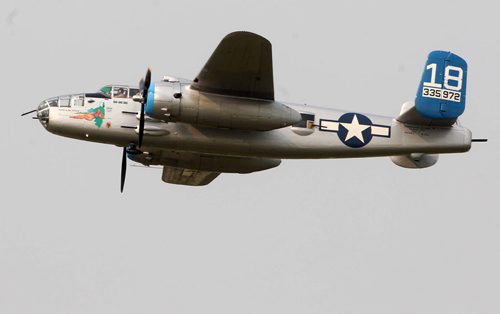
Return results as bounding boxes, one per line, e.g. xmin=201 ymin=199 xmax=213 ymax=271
xmin=37 ymin=101 xmax=50 ymax=127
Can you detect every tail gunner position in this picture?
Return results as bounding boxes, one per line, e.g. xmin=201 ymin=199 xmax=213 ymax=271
xmin=23 ymin=32 xmax=485 ymax=191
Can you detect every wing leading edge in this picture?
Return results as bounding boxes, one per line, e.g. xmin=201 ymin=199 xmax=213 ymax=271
xmin=191 ymin=31 xmax=274 ymax=100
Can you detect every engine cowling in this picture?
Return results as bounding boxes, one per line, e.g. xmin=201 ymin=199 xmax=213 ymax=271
xmin=145 ymin=81 xmax=302 ymax=131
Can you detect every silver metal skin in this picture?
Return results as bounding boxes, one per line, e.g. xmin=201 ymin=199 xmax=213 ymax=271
xmin=38 ymin=89 xmax=471 ymax=159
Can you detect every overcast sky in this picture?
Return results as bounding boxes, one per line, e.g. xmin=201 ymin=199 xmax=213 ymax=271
xmin=1 ymin=0 xmax=499 ymax=313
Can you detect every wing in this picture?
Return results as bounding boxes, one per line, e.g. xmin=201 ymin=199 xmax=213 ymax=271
xmin=129 ymin=147 xmax=281 ymax=187
xmin=191 ymin=31 xmax=274 ymax=100
xmin=161 ymin=166 xmax=220 ymax=186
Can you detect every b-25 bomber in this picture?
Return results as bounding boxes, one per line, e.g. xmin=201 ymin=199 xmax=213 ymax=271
xmin=23 ymin=31 xmax=484 ymax=191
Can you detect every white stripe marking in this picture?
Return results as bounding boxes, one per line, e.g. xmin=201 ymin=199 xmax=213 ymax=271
xmin=320 ymin=121 xmax=339 ymax=132
xmin=371 ymin=125 xmax=390 ymax=137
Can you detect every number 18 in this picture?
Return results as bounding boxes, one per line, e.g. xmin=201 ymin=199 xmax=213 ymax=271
xmin=423 ymin=63 xmax=463 ymax=92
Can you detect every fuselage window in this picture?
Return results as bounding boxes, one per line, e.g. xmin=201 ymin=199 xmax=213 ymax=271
xmin=72 ymin=95 xmax=84 ymax=106
xmin=59 ymin=96 xmax=71 ymax=107
xmin=113 ymin=86 xmax=128 ymax=99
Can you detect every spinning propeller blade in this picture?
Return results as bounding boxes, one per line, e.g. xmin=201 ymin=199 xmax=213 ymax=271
xmin=138 ymin=68 xmax=151 ymax=148
xmin=120 ymin=147 xmax=127 ymax=193
xmin=121 ymin=68 xmax=152 ymax=192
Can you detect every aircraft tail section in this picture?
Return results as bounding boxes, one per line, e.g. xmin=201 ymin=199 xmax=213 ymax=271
xmin=393 ymin=51 xmax=470 ymax=168
xmin=398 ymin=51 xmax=468 ymax=126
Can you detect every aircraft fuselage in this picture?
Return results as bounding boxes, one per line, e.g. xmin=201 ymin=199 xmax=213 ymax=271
xmin=39 ymin=84 xmax=471 ymax=161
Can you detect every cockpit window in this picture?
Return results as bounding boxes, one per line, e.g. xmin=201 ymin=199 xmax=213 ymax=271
xmin=100 ymin=86 xmax=112 ymax=97
xmin=112 ymin=86 xmax=129 ymax=99
xmin=129 ymin=88 xmax=141 ymax=98
xmin=98 ymin=85 xmax=138 ymax=99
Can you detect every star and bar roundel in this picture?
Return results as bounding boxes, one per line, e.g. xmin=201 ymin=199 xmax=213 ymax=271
xmin=319 ymin=113 xmax=391 ymax=148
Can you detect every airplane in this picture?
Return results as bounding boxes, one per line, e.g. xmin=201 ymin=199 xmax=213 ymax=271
xmin=22 ymin=31 xmax=486 ymax=191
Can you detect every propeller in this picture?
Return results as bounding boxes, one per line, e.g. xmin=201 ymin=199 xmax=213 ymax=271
xmin=120 ymin=144 xmax=144 ymax=193
xmin=120 ymin=147 xmax=127 ymax=193
xmin=138 ymin=68 xmax=152 ymax=148
xmin=121 ymin=69 xmax=151 ymax=192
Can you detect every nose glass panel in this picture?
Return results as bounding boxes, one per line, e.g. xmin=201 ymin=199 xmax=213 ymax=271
xmin=37 ymin=101 xmax=50 ymax=126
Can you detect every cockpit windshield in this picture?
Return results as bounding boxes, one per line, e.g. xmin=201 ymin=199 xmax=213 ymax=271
xmin=113 ymin=86 xmax=128 ymax=98
xmin=99 ymin=85 xmax=140 ymax=99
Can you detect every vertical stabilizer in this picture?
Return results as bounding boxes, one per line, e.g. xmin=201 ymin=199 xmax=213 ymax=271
xmin=415 ymin=51 xmax=468 ymax=120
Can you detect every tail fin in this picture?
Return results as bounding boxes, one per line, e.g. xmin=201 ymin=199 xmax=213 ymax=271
xmin=415 ymin=51 xmax=468 ymax=119
xmin=397 ymin=51 xmax=468 ymax=126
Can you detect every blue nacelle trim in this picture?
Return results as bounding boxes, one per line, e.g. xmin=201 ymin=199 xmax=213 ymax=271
xmin=145 ymin=82 xmax=156 ymax=117
xmin=415 ymin=51 xmax=468 ymax=120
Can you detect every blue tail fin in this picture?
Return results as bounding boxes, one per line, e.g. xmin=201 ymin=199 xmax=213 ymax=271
xmin=415 ymin=51 xmax=468 ymax=120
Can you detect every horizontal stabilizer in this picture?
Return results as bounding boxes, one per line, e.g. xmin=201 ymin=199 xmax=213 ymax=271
xmin=397 ymin=101 xmax=458 ymax=127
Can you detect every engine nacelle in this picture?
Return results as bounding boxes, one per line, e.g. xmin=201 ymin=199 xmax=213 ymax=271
xmin=145 ymin=81 xmax=302 ymax=131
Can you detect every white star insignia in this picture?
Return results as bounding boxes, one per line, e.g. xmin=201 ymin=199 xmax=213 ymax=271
xmin=341 ymin=114 xmax=370 ymax=143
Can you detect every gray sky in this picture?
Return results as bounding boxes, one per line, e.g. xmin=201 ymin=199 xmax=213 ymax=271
xmin=1 ymin=0 xmax=499 ymax=313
